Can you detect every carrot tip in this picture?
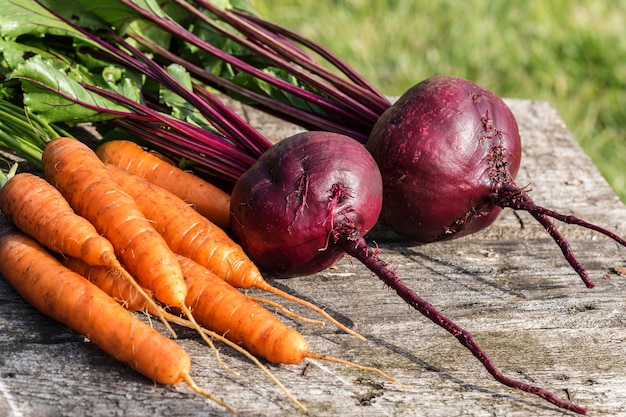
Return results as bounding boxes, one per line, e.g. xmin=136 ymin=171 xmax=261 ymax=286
xmin=307 ymin=353 xmax=411 ymax=390
xmin=182 ymin=372 xmax=237 ymax=414
xmin=261 ymin=283 xmax=366 ymax=341
xmin=248 ymin=295 xmax=326 ymax=326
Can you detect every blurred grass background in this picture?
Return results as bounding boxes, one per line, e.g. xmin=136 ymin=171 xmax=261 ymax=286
xmin=251 ymin=0 xmax=626 ymax=202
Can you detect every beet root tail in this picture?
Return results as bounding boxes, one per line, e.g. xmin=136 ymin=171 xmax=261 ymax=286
xmin=496 ymin=183 xmax=626 ymax=289
xmin=337 ymin=231 xmax=587 ymax=415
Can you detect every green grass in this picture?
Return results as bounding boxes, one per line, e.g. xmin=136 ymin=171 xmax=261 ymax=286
xmin=251 ymin=0 xmax=626 ymax=202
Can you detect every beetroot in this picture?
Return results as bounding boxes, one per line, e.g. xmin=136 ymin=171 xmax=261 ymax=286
xmin=367 ymin=75 xmax=625 ymax=288
xmin=230 ymin=131 xmax=383 ymax=277
xmin=230 ymin=130 xmax=586 ymax=415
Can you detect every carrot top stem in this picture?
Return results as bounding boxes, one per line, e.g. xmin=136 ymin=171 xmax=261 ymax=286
xmin=0 ymin=163 xmax=18 ymax=188
xmin=0 ymin=99 xmax=69 ymax=168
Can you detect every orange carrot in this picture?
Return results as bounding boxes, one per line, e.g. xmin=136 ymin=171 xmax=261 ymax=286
xmin=96 ymin=140 xmax=230 ymax=228
xmin=61 ymin=249 xmax=405 ymax=392
xmin=178 ymin=254 xmax=307 ymax=364
xmin=61 ymin=255 xmax=234 ymax=373
xmin=61 ymin=256 xmax=156 ymax=313
xmin=42 ymin=138 xmax=214 ymax=350
xmin=177 ymin=254 xmax=407 ymax=387
xmin=62 ymin=256 xmax=307 ymax=412
xmin=0 ymin=168 xmax=175 ymax=337
xmin=42 ymin=138 xmax=186 ymax=308
xmin=0 ymin=224 xmax=234 ymax=414
xmin=105 ymin=163 xmax=364 ymax=340
xmin=0 ymin=171 xmax=112 ymax=267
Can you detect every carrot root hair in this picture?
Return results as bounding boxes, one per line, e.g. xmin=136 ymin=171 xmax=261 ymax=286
xmin=178 ymin=304 xmax=238 ymax=376
xmin=163 ymin=311 xmax=307 ymax=413
xmin=181 ymin=372 xmax=237 ymax=415
xmin=102 ymin=253 xmax=178 ymax=338
xmin=306 ymin=352 xmax=411 ymax=390
xmin=247 ymin=295 xmax=325 ymax=326
xmin=258 ymin=282 xmax=366 ymax=341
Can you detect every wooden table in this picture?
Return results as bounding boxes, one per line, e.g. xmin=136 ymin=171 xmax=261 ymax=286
xmin=1 ymin=99 xmax=625 ymax=417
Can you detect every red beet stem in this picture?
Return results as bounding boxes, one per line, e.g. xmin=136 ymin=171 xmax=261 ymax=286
xmin=337 ymin=230 xmax=587 ymax=415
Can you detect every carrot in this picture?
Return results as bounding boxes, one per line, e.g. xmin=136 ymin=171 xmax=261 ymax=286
xmin=42 ymin=138 xmax=186 ymax=308
xmin=0 ymin=223 xmax=234 ymax=414
xmin=177 ymin=254 xmax=308 ymax=364
xmin=62 ymin=256 xmax=307 ymax=412
xmin=96 ymin=140 xmax=231 ymax=228
xmin=41 ymin=138 xmax=215 ymax=353
xmin=60 ymin=254 xmax=235 ymax=374
xmin=176 ymin=254 xmax=408 ymax=388
xmin=105 ymin=162 xmax=365 ymax=340
xmin=61 ymin=256 xmax=157 ymax=313
xmin=0 ymin=166 xmax=175 ymax=337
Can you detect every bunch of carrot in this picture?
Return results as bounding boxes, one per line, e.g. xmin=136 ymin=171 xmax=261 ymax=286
xmin=0 ymin=137 xmax=403 ymax=414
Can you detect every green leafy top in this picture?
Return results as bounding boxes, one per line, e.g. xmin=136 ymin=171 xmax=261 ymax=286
xmin=1 ymin=0 xmax=264 ymax=123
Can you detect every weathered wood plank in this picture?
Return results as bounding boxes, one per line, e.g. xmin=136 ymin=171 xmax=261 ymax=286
xmin=1 ymin=99 xmax=625 ymax=417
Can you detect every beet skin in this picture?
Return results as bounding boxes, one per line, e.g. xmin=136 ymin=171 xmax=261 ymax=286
xmin=367 ymin=75 xmax=626 ymax=289
xmin=367 ymin=75 xmax=522 ymax=243
xmin=230 ymin=131 xmax=382 ymax=277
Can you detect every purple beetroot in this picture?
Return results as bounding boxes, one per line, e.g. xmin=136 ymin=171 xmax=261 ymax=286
xmin=367 ymin=75 xmax=626 ymax=288
xmin=230 ymin=131 xmax=382 ymax=277
xmin=230 ymin=130 xmax=586 ymax=415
